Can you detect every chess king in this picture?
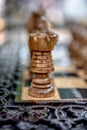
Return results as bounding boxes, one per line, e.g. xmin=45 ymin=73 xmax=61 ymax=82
xmin=28 ymin=30 xmax=58 ymax=98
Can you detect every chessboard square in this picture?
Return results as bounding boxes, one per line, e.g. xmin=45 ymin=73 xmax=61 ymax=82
xmin=58 ymin=88 xmax=87 ymax=99
xmin=55 ymin=66 xmax=76 ymax=73
xmin=54 ymin=72 xmax=78 ymax=77
xmin=58 ymin=88 xmax=82 ymax=99
xmin=77 ymin=89 xmax=87 ymax=98
xmin=54 ymin=77 xmax=87 ymax=88
xmin=24 ymin=79 xmax=31 ymax=87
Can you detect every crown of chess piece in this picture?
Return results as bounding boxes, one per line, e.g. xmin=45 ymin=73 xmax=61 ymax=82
xmin=28 ymin=31 xmax=58 ymax=98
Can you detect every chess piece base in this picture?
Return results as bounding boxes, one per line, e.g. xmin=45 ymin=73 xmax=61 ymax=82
xmin=29 ymin=85 xmax=55 ymax=98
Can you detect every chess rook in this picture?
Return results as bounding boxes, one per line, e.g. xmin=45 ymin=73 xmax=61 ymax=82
xmin=28 ymin=31 xmax=58 ymax=98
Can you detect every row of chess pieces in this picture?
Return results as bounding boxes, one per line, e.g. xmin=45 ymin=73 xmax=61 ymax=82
xmin=27 ymin=10 xmax=58 ymax=98
xmin=69 ymin=24 xmax=87 ymax=74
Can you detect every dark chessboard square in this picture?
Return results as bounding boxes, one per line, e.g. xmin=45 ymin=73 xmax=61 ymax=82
xmin=58 ymin=88 xmax=87 ymax=99
xmin=54 ymin=72 xmax=78 ymax=77
xmin=24 ymin=79 xmax=31 ymax=87
xmin=77 ymin=89 xmax=87 ymax=98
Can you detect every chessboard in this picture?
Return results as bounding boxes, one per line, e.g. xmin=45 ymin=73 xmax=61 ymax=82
xmin=15 ymin=64 xmax=87 ymax=102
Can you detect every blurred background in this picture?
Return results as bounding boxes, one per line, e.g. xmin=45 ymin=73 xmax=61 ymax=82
xmin=0 ymin=0 xmax=87 ymax=100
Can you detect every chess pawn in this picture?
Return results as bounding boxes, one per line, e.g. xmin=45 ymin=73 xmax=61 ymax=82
xmin=28 ymin=31 xmax=58 ymax=98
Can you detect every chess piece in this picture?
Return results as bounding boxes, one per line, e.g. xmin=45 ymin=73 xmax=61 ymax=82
xmin=69 ymin=24 xmax=87 ymax=68
xmin=27 ymin=11 xmax=51 ymax=33
xmin=28 ymin=31 xmax=58 ymax=98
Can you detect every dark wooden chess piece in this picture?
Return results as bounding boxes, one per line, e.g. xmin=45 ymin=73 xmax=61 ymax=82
xmin=28 ymin=31 xmax=58 ymax=98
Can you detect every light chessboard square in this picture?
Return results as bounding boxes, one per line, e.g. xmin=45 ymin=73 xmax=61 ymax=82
xmin=54 ymin=77 xmax=87 ymax=88
xmin=55 ymin=65 xmax=76 ymax=73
